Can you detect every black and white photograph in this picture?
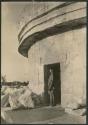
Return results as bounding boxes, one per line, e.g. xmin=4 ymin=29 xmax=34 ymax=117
xmin=1 ymin=1 xmax=87 ymax=124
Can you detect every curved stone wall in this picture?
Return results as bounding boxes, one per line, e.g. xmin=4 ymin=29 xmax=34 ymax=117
xmin=18 ymin=2 xmax=86 ymax=57
xmin=27 ymin=27 xmax=86 ymax=107
xmin=18 ymin=2 xmax=86 ymax=107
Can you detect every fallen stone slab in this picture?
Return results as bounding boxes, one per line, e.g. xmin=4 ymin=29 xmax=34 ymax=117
xmin=77 ymin=98 xmax=86 ymax=107
xmin=66 ymin=103 xmax=80 ymax=110
xmin=65 ymin=107 xmax=86 ymax=116
xmin=1 ymin=107 xmax=13 ymax=123
xmin=1 ymin=94 xmax=9 ymax=107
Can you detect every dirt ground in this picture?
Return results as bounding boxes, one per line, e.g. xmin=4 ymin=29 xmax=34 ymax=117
xmin=1 ymin=105 xmax=86 ymax=124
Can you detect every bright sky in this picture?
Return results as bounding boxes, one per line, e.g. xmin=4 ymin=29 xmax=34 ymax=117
xmin=1 ymin=2 xmax=63 ymax=82
xmin=1 ymin=2 xmax=30 ymax=82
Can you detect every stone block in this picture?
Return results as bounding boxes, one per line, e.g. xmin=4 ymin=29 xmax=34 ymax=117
xmin=65 ymin=107 xmax=86 ymax=116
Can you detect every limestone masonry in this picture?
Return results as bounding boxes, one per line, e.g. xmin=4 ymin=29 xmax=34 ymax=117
xmin=18 ymin=2 xmax=86 ymax=108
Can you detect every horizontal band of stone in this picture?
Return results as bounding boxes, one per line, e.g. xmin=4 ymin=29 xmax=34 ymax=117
xmin=18 ymin=2 xmax=86 ymax=42
xmin=18 ymin=17 xmax=86 ymax=57
xmin=18 ymin=2 xmax=74 ymax=39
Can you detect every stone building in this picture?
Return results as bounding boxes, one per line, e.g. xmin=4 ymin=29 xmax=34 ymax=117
xmin=18 ymin=2 xmax=86 ymax=108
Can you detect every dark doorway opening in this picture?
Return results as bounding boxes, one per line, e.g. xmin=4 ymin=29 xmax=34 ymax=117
xmin=44 ymin=63 xmax=61 ymax=106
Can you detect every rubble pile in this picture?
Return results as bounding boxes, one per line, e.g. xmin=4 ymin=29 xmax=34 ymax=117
xmin=31 ymin=92 xmax=44 ymax=107
xmin=65 ymin=98 xmax=86 ymax=116
xmin=1 ymin=84 xmax=44 ymax=110
xmin=9 ymin=89 xmax=24 ymax=110
xmin=18 ymin=88 xmax=34 ymax=109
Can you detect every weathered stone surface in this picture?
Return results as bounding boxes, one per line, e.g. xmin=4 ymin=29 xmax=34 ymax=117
xmin=9 ymin=91 xmax=23 ymax=110
xmin=65 ymin=107 xmax=86 ymax=116
xmin=18 ymin=2 xmax=86 ymax=44
xmin=1 ymin=94 xmax=9 ymax=107
xmin=27 ymin=27 xmax=86 ymax=107
xmin=66 ymin=103 xmax=80 ymax=110
xmin=18 ymin=2 xmax=86 ymax=108
xmin=77 ymin=98 xmax=86 ymax=107
xmin=81 ymin=108 xmax=86 ymax=116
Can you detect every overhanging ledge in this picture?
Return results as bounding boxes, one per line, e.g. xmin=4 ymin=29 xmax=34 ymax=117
xmin=18 ymin=17 xmax=86 ymax=58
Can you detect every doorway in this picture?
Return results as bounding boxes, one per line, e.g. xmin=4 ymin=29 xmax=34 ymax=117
xmin=44 ymin=63 xmax=61 ymax=106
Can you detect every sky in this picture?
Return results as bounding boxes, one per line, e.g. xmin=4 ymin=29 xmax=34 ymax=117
xmin=1 ymin=2 xmax=63 ymax=82
xmin=1 ymin=2 xmax=30 ymax=82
